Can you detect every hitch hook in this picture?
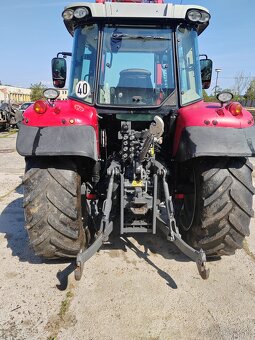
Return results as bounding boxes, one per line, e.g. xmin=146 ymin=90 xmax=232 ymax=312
xmin=196 ymin=249 xmax=210 ymax=280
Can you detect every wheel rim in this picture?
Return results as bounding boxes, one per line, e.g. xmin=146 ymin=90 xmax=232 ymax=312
xmin=179 ymin=168 xmax=196 ymax=231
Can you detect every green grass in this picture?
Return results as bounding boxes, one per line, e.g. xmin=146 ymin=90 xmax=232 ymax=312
xmin=58 ymin=291 xmax=74 ymax=320
xmin=0 ymin=130 xmax=18 ymax=138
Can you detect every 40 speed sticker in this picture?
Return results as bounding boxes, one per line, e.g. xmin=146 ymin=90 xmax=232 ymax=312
xmin=75 ymin=81 xmax=91 ymax=99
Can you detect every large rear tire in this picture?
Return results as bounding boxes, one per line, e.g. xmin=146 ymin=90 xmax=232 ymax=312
xmin=23 ymin=157 xmax=86 ymax=258
xmin=178 ymin=157 xmax=254 ymax=257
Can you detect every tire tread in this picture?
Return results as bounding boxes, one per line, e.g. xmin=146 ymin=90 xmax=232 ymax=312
xmin=184 ymin=157 xmax=254 ymax=257
xmin=23 ymin=158 xmax=86 ymax=258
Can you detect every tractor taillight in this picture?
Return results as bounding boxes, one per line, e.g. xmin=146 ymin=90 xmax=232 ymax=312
xmin=54 ymin=106 xmax=61 ymax=114
xmin=175 ymin=194 xmax=184 ymax=199
xmin=87 ymin=193 xmax=96 ymax=200
xmin=33 ymin=101 xmax=47 ymax=114
xmin=226 ymin=102 xmax=243 ymax=116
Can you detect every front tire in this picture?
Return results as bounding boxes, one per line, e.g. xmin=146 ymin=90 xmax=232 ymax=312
xmin=178 ymin=157 xmax=254 ymax=257
xmin=23 ymin=157 xmax=86 ymax=258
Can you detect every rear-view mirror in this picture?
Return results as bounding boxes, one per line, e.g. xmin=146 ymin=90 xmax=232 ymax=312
xmin=51 ymin=57 xmax=67 ymax=88
xmin=200 ymin=58 xmax=213 ymax=89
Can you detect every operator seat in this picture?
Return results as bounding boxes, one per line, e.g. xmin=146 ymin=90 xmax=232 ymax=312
xmin=115 ymin=69 xmax=154 ymax=105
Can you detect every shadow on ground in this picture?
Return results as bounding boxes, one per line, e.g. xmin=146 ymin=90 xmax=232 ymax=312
xmin=0 ymin=185 xmax=74 ymax=289
xmin=0 ymin=186 xmax=206 ymax=290
xmin=0 ymin=185 xmax=42 ymax=264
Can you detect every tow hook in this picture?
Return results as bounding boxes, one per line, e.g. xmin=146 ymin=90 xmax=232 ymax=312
xmin=156 ymin=164 xmax=210 ymax=280
xmin=162 ymin=228 xmax=210 ymax=280
xmin=196 ymin=249 xmax=210 ymax=280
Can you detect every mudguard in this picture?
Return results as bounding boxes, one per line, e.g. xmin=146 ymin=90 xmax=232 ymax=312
xmin=175 ymin=125 xmax=255 ymax=162
xmin=173 ymin=100 xmax=255 ymax=162
xmin=16 ymin=124 xmax=98 ymax=161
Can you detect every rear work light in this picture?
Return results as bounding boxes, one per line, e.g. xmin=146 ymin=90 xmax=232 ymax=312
xmin=62 ymin=7 xmax=89 ymax=20
xmin=33 ymin=101 xmax=47 ymax=114
xmin=74 ymin=7 xmax=89 ymax=18
xmin=62 ymin=9 xmax=74 ymax=20
xmin=187 ymin=10 xmax=201 ymax=22
xmin=226 ymin=102 xmax=243 ymax=116
xmin=44 ymin=88 xmax=59 ymax=100
xmin=186 ymin=9 xmax=210 ymax=23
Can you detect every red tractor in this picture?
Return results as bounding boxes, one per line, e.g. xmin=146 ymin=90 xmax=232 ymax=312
xmin=17 ymin=0 xmax=255 ymax=280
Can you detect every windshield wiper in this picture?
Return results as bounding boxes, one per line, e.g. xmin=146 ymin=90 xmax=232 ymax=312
xmin=111 ymin=33 xmax=171 ymax=41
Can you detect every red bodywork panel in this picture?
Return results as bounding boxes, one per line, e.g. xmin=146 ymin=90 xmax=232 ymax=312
xmin=23 ymin=98 xmax=99 ymax=152
xmin=173 ymin=100 xmax=254 ymax=156
xmin=23 ymin=99 xmax=98 ymax=128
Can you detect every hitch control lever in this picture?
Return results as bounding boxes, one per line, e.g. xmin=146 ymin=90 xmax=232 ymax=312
xmin=139 ymin=115 xmax=164 ymax=162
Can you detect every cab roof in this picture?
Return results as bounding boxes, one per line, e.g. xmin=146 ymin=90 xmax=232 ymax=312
xmin=63 ymin=2 xmax=210 ymax=35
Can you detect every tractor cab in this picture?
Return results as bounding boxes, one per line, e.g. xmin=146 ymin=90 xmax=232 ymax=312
xmin=53 ymin=0 xmax=212 ymax=112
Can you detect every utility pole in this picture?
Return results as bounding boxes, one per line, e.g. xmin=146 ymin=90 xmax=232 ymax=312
xmin=214 ymin=68 xmax=221 ymax=96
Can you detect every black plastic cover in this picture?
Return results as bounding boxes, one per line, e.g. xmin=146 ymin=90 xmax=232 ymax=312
xmin=175 ymin=126 xmax=255 ymax=162
xmin=16 ymin=124 xmax=98 ymax=160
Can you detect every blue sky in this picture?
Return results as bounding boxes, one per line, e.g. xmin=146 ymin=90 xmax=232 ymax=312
xmin=0 ymin=0 xmax=254 ymax=94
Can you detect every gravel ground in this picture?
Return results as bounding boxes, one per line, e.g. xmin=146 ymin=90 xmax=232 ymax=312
xmin=0 ymin=131 xmax=255 ymax=340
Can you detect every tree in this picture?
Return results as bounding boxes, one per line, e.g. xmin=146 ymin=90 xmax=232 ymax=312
xmin=244 ymin=79 xmax=255 ymax=101
xmin=203 ymin=89 xmax=209 ymax=101
xmin=202 ymin=90 xmax=216 ymax=102
xmin=30 ymin=82 xmax=46 ymax=101
xmin=232 ymin=71 xmax=250 ymax=97
xmin=220 ymin=88 xmax=243 ymax=102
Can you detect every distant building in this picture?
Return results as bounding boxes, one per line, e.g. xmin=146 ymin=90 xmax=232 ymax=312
xmin=0 ymin=85 xmax=31 ymax=103
xmin=58 ymin=89 xmax=68 ymax=100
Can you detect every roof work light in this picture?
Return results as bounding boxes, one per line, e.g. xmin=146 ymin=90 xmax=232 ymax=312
xmin=62 ymin=7 xmax=89 ymax=20
xmin=186 ymin=9 xmax=210 ymax=23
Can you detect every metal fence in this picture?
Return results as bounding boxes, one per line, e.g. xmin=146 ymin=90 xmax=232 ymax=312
xmin=241 ymin=100 xmax=255 ymax=107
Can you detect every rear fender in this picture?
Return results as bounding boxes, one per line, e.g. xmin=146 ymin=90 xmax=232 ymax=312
xmin=174 ymin=125 xmax=255 ymax=162
xmin=173 ymin=100 xmax=255 ymax=161
xmin=16 ymin=99 xmax=99 ymax=161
